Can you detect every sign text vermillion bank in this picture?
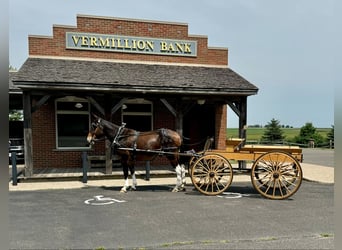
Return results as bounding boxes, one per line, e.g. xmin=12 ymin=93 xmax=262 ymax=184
xmin=66 ymin=32 xmax=197 ymax=57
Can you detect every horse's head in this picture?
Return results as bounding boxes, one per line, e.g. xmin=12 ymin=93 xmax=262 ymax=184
xmin=87 ymin=115 xmax=106 ymax=145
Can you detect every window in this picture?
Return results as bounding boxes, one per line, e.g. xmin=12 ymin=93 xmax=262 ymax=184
xmin=122 ymin=99 xmax=153 ymax=131
xmin=55 ymin=97 xmax=90 ymax=149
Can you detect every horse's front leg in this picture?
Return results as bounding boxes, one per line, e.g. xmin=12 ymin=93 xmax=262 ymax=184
xmin=129 ymin=164 xmax=137 ymax=191
xmin=121 ymin=163 xmax=130 ymax=193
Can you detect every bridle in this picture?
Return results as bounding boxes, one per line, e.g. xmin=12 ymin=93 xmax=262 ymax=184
xmin=89 ymin=118 xmax=127 ymax=145
xmin=91 ymin=118 xmax=103 ymax=130
xmin=88 ymin=118 xmax=106 ymax=144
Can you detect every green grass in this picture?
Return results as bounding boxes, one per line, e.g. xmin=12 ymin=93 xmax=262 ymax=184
xmin=227 ymin=127 xmax=331 ymax=142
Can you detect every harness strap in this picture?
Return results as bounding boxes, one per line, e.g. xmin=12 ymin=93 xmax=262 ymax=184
xmin=112 ymin=122 xmax=126 ymax=147
xmin=159 ymin=128 xmax=168 ymax=146
xmin=132 ymin=131 xmax=140 ymax=161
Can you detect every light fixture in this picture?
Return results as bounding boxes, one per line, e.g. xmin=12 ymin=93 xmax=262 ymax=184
xmin=197 ymin=99 xmax=206 ymax=105
xmin=75 ymin=103 xmax=83 ymax=109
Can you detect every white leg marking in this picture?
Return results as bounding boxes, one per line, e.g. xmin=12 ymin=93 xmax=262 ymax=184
xmin=120 ymin=178 xmax=129 ymax=193
xmin=172 ymin=164 xmax=185 ymax=192
xmin=131 ymin=173 xmax=137 ymax=191
xmin=181 ymin=164 xmax=186 ymax=187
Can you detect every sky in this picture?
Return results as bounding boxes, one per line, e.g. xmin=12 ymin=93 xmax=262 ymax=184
xmin=9 ymin=0 xmax=336 ymax=128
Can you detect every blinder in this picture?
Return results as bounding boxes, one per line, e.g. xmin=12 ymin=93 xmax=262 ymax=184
xmin=92 ymin=118 xmax=104 ymax=130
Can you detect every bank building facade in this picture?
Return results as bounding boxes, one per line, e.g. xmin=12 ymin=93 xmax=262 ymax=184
xmin=11 ymin=14 xmax=258 ymax=176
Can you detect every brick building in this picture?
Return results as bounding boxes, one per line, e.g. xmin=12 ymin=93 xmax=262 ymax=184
xmin=11 ymin=14 xmax=258 ymax=176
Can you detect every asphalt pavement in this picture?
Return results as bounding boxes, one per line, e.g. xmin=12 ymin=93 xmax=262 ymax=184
xmin=9 ymin=181 xmax=334 ymax=249
xmin=8 ymin=148 xmax=334 ymax=249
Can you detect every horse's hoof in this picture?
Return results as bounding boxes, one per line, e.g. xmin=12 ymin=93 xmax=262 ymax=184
xmin=130 ymin=186 xmax=137 ymax=191
xmin=120 ymin=188 xmax=127 ymax=193
xmin=172 ymin=187 xmax=186 ymax=192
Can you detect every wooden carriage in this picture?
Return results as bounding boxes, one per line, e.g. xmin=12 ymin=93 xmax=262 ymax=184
xmin=188 ymin=138 xmax=303 ymax=200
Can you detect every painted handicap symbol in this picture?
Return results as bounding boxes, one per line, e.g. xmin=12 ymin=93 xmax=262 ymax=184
xmin=84 ymin=195 xmax=126 ymax=205
xmin=216 ymin=192 xmax=251 ymax=199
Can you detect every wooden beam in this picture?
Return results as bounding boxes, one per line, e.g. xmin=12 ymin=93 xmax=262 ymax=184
xmin=111 ymin=98 xmax=128 ymax=116
xmin=31 ymin=95 xmax=51 ymax=113
xmin=86 ymin=96 xmax=105 ymax=116
xmin=160 ymin=98 xmax=177 ymax=117
xmin=227 ymin=101 xmax=240 ymax=117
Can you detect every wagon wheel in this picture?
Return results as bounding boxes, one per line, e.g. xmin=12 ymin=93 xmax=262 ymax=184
xmin=190 ymin=154 xmax=233 ymax=196
xmin=188 ymin=156 xmax=196 ymax=176
xmin=251 ymin=151 xmax=303 ymax=200
xmin=188 ymin=155 xmax=201 ymax=176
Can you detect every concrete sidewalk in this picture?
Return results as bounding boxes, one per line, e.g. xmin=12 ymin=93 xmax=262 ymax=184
xmin=9 ymin=162 xmax=334 ymax=191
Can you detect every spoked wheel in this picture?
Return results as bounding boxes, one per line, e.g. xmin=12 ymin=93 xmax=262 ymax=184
xmin=190 ymin=154 xmax=233 ymax=196
xmin=188 ymin=156 xmax=199 ymax=176
xmin=251 ymin=151 xmax=303 ymax=200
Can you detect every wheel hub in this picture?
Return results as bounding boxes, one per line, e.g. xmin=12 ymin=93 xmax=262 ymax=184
xmin=273 ymin=172 xmax=280 ymax=179
xmin=209 ymin=172 xmax=215 ymax=178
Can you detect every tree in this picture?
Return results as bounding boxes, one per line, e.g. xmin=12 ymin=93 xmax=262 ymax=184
xmin=294 ymin=122 xmax=324 ymax=146
xmin=261 ymin=118 xmax=285 ymax=144
xmin=9 ymin=65 xmax=17 ymax=71
xmin=9 ymin=110 xmax=23 ymax=121
xmin=326 ymin=125 xmax=334 ymax=148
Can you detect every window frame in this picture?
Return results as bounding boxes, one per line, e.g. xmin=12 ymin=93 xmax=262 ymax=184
xmin=121 ymin=99 xmax=153 ymax=131
xmin=55 ymin=96 xmax=91 ymax=150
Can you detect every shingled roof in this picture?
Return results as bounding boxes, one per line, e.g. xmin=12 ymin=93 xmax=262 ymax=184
xmin=12 ymin=58 xmax=258 ymax=96
xmin=9 ymin=71 xmax=22 ymax=94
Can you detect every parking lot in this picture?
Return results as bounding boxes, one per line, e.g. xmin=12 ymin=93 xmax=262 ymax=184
xmin=9 ymin=180 xmax=334 ymax=249
xmin=9 ymin=147 xmax=334 ymax=249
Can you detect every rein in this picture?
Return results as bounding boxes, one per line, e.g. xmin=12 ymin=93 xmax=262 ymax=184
xmin=92 ymin=118 xmax=179 ymax=152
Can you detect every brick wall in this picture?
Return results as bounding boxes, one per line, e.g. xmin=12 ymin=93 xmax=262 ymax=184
xmin=28 ymin=15 xmax=228 ymax=66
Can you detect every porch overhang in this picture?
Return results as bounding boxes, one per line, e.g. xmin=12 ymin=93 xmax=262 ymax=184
xmin=12 ymin=57 xmax=258 ymax=98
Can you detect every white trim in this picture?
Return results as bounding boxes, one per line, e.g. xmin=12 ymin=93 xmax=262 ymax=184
xmin=28 ymin=35 xmax=53 ymax=39
xmin=208 ymin=46 xmax=229 ymax=51
xmin=53 ymin=24 xmax=77 ymax=29
xmin=28 ymin=55 xmax=228 ymax=68
xmin=76 ymin=14 xmax=188 ymax=26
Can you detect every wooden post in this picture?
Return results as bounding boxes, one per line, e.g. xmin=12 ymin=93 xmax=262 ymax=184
xmin=238 ymin=96 xmax=247 ymax=169
xmin=175 ymin=109 xmax=184 ymax=138
xmin=145 ymin=161 xmax=150 ymax=181
xmin=105 ymin=95 xmax=113 ymax=174
xmin=105 ymin=140 xmax=112 ymax=174
xmin=238 ymin=96 xmax=247 ymax=141
xmin=11 ymin=152 xmax=17 ymax=186
xmin=23 ymin=92 xmax=33 ymax=177
xmin=82 ymin=151 xmax=88 ymax=183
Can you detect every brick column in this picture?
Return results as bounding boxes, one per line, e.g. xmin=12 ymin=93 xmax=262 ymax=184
xmin=215 ymin=104 xmax=227 ymax=150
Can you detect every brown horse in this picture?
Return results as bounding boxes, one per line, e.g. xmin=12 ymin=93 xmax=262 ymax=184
xmin=87 ymin=114 xmax=186 ymax=192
